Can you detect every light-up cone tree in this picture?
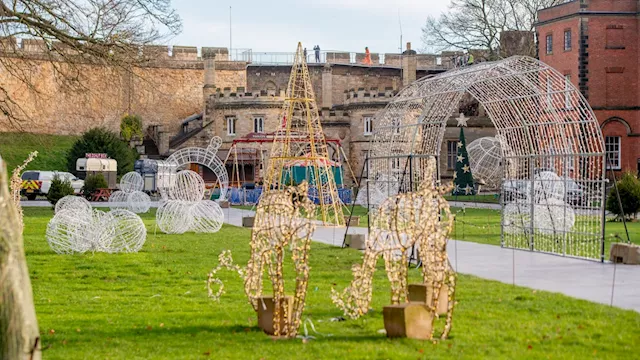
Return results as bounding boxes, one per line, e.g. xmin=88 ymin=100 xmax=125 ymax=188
xmin=262 ymin=42 xmax=345 ymax=226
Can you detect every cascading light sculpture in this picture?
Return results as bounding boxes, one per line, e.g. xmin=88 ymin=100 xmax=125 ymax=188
xmin=332 ymin=159 xmax=458 ymax=340
xmin=46 ymin=195 xmax=146 ymax=254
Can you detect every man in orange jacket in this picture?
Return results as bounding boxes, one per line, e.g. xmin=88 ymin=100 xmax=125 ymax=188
xmin=363 ymin=47 xmax=372 ymax=65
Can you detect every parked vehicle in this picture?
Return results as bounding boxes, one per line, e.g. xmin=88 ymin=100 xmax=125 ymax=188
xmin=21 ymin=171 xmax=84 ymax=200
xmin=76 ymin=157 xmax=118 ymax=189
xmin=501 ymin=176 xmax=586 ymax=206
xmin=134 ymin=159 xmax=176 ymax=196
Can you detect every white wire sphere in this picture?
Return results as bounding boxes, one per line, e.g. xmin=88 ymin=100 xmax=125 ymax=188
xmin=156 ymin=200 xmax=193 ymax=234
xmin=120 ymin=172 xmax=144 ymax=193
xmin=46 ymin=209 xmax=94 ymax=254
xmin=467 ymin=137 xmax=504 ymax=188
xmin=87 ymin=210 xmax=116 ymax=252
xmin=54 ymin=195 xmax=92 ymax=215
xmin=190 ymin=200 xmax=224 ymax=233
xmin=107 ymin=209 xmax=147 ymax=253
xmin=502 ymin=203 xmax=530 ymax=235
xmin=108 ymin=190 xmax=129 ymax=211
xmin=127 ymin=191 xmax=151 ymax=214
xmin=533 ymin=198 xmax=576 ymax=235
xmin=169 ymin=170 xmax=205 ymax=202
xmin=533 ymin=171 xmax=565 ymax=202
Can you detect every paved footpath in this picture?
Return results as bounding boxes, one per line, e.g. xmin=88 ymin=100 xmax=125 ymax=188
xmin=223 ymin=207 xmax=640 ymax=313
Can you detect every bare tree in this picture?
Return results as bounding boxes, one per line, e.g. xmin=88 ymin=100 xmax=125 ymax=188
xmin=0 ymin=0 xmax=182 ymax=129
xmin=422 ymin=0 xmax=567 ymax=59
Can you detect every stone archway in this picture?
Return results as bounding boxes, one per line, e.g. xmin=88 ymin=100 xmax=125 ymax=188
xmin=366 ymin=56 xmax=606 ymax=260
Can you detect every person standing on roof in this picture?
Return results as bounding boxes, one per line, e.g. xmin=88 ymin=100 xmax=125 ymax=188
xmin=314 ymin=45 xmax=321 ymax=62
xmin=467 ymin=52 xmax=475 ymax=66
xmin=363 ymin=47 xmax=372 ymax=65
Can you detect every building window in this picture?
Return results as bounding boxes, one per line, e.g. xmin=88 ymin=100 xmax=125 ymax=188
xmin=390 ymin=157 xmax=402 ymax=172
xmin=226 ymin=116 xmax=236 ymax=136
xmin=391 ymin=118 xmax=401 ymax=134
xmin=605 ymin=136 xmax=621 ymax=170
xmin=447 ymin=140 xmax=458 ymax=170
xmin=546 ymin=34 xmax=553 ymax=54
xmin=364 ymin=116 xmax=373 ymax=136
xmin=253 ymin=116 xmax=264 ymax=133
xmin=564 ymin=75 xmax=572 ymax=109
xmin=564 ymin=30 xmax=571 ymax=51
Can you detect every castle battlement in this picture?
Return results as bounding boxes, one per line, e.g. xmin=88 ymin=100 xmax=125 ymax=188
xmin=0 ymin=36 xmax=230 ymax=63
xmin=343 ymin=88 xmax=397 ymax=104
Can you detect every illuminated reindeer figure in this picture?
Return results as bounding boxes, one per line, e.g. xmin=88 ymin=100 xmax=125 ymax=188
xmin=332 ymin=159 xmax=457 ymax=339
xmin=244 ymin=182 xmax=316 ymax=338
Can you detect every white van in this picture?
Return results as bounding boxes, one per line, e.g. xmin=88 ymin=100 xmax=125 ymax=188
xmin=21 ymin=171 xmax=84 ymax=200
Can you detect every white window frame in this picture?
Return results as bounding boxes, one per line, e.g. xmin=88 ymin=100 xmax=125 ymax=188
xmin=226 ymin=116 xmax=236 ymax=136
xmin=605 ymin=136 xmax=621 ymax=170
xmin=564 ymin=75 xmax=572 ymax=110
xmin=364 ymin=116 xmax=373 ymax=136
xmin=447 ymin=140 xmax=457 ymax=170
xmin=564 ymin=30 xmax=571 ymax=51
xmin=253 ymin=116 xmax=264 ymax=133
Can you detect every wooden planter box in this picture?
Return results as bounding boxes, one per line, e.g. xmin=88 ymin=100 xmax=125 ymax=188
xmin=408 ymin=283 xmax=449 ymax=315
xmin=256 ymin=296 xmax=293 ymax=336
xmin=242 ymin=216 xmax=255 ymax=227
xmin=346 ymin=216 xmax=360 ymax=226
xmin=383 ymin=303 xmax=433 ymax=340
xmin=345 ymin=234 xmax=366 ymax=250
xmin=610 ymin=243 xmax=640 ymax=264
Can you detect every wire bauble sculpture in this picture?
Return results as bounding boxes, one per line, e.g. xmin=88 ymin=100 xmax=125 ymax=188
xmin=467 ymin=137 xmax=504 ymax=189
xmin=54 ymin=195 xmax=92 ymax=215
xmin=168 ymin=170 xmax=205 ymax=202
xmin=156 ymin=200 xmax=193 ymax=234
xmin=46 ymin=203 xmax=147 ymax=254
xmin=108 ymin=172 xmax=152 ymax=214
xmin=120 ymin=171 xmax=144 ymax=193
xmin=191 ymin=200 xmax=224 ymax=234
xmin=155 ymin=170 xmax=224 ymax=234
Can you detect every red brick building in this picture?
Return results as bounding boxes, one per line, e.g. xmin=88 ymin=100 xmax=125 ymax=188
xmin=537 ymin=0 xmax=640 ymax=175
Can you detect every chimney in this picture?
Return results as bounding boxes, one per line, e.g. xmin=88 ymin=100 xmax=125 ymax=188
xmin=202 ymin=48 xmax=217 ymax=101
xmin=402 ymin=42 xmax=417 ymax=87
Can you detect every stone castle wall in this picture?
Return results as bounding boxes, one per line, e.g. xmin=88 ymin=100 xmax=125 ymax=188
xmin=0 ymin=40 xmax=245 ymax=135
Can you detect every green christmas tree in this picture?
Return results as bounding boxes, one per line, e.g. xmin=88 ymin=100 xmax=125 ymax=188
xmin=452 ymin=113 xmax=476 ymax=196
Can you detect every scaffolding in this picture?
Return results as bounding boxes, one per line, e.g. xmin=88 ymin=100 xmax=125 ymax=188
xmin=262 ymin=43 xmax=346 ymax=226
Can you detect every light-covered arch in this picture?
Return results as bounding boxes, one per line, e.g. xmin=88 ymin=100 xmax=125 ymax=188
xmin=366 ymin=56 xmax=606 ymax=261
xmin=167 ymin=137 xmax=229 ymax=200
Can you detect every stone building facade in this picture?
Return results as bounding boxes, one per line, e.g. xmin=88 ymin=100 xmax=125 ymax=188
xmin=196 ymin=44 xmax=497 ymax=185
xmin=537 ymin=0 xmax=640 ymax=175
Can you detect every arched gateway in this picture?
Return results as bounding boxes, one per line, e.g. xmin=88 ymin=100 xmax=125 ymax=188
xmin=366 ymin=56 xmax=607 ymax=261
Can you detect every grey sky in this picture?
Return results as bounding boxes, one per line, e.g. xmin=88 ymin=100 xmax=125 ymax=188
xmin=168 ymin=0 xmax=450 ymax=54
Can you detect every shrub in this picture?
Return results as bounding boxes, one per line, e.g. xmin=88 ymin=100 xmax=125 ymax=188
xmin=66 ymin=128 xmax=138 ymax=176
xmin=47 ymin=175 xmax=75 ymax=206
xmin=606 ymin=172 xmax=640 ymax=220
xmin=120 ymin=114 xmax=143 ymax=142
xmin=82 ymin=174 xmax=108 ymax=198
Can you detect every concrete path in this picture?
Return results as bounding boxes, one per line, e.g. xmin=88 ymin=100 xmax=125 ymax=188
xmin=222 ymin=207 xmax=640 ymax=313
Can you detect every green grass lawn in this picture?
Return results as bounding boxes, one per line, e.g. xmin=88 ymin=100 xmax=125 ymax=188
xmin=444 ymin=194 xmax=500 ymax=203
xmin=22 ymin=207 xmax=640 ymax=359
xmin=0 ymin=132 xmax=78 ymax=171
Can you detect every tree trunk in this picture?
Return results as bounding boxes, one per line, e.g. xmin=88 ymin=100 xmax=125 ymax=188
xmin=0 ymin=157 xmax=41 ymax=360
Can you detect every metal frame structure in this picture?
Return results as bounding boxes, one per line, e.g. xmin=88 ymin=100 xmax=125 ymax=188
xmin=262 ymin=43 xmax=345 ymax=226
xmin=365 ymin=56 xmax=607 ymax=261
